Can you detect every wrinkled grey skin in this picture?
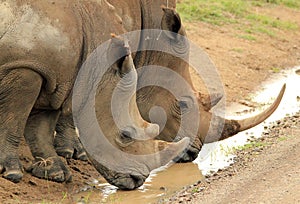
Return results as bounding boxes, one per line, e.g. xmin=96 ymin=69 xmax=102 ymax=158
xmin=0 ymin=0 xmax=285 ymax=191
xmin=0 ymin=0 xmax=191 ymax=190
xmin=134 ymin=4 xmax=285 ymax=162
xmin=57 ymin=0 xmax=285 ymax=164
xmin=103 ymin=1 xmax=285 ymax=163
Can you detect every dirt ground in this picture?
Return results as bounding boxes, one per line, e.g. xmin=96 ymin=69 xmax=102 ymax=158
xmin=0 ymin=4 xmax=300 ymax=204
xmin=166 ymin=112 xmax=300 ymax=204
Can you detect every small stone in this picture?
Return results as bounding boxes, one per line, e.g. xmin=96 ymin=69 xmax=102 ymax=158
xmin=13 ymin=192 xmax=20 ymax=195
xmin=29 ymin=180 xmax=37 ymax=186
xmin=159 ymin=186 xmax=166 ymax=191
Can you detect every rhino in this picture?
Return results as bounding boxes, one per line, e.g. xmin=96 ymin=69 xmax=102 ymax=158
xmin=132 ymin=4 xmax=286 ymax=162
xmin=0 ymin=0 xmax=285 ymax=190
xmin=0 ymin=0 xmax=191 ymax=190
xmin=54 ymin=0 xmax=285 ymax=164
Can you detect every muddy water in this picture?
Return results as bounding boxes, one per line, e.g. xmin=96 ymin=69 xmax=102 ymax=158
xmin=75 ymin=67 xmax=300 ymax=203
xmin=74 ymin=163 xmax=203 ymax=203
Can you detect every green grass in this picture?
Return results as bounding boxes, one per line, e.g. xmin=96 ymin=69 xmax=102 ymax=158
xmin=177 ymin=0 xmax=248 ymax=25
xmin=278 ymin=136 xmax=288 ymax=141
xmin=234 ymin=141 xmax=268 ymax=151
xmin=220 ymin=144 xmax=235 ymax=156
xmin=238 ymin=34 xmax=257 ymax=41
xmin=271 ymin=67 xmax=281 ymax=73
xmin=177 ymin=0 xmax=299 ymax=39
xmin=278 ymin=135 xmax=293 ymax=141
xmin=230 ymin=47 xmax=244 ymax=53
xmin=262 ymin=0 xmax=300 ymax=9
xmin=246 ymin=14 xmax=298 ymax=30
xmin=191 ymin=187 xmax=200 ymax=193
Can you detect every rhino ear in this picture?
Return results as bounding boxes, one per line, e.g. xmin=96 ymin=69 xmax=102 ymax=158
xmin=161 ymin=6 xmax=183 ymax=40
xmin=108 ymin=34 xmax=133 ymax=77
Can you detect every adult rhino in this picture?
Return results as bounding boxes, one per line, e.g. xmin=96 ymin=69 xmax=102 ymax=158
xmin=0 ymin=0 xmax=190 ymax=190
xmin=0 ymin=0 xmax=285 ymax=190
xmin=131 ymin=4 xmax=286 ymax=162
xmin=55 ymin=0 xmax=285 ymax=164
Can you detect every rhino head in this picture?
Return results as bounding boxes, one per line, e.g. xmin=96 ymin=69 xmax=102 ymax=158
xmin=72 ymin=35 xmax=189 ymax=190
xmin=135 ymin=7 xmax=286 ymax=162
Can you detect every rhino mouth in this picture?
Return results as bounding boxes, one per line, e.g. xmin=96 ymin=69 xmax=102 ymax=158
xmin=106 ymin=172 xmax=147 ymax=190
xmin=88 ymin=154 xmax=149 ymax=190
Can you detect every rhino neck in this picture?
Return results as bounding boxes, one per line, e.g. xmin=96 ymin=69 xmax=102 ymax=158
xmin=78 ymin=0 xmax=142 ymax=59
xmin=134 ymin=0 xmax=178 ymax=68
xmin=107 ymin=0 xmax=142 ymax=31
xmin=139 ymin=0 xmax=176 ymax=29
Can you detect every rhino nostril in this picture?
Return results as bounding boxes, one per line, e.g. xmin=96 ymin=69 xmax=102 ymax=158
xmin=130 ymin=174 xmax=146 ymax=188
xmin=173 ymin=146 xmax=200 ymax=163
xmin=111 ymin=173 xmax=146 ymax=190
xmin=187 ymin=149 xmax=199 ymax=161
xmin=145 ymin=123 xmax=160 ymax=138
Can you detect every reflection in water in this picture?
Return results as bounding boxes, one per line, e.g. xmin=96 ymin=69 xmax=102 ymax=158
xmin=195 ymin=66 xmax=300 ymax=175
xmin=75 ymin=67 xmax=299 ymax=203
xmin=74 ymin=163 xmax=203 ymax=203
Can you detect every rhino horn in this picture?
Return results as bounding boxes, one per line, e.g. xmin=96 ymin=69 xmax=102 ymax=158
xmin=204 ymin=84 xmax=286 ymax=143
xmin=237 ymin=83 xmax=286 ymax=132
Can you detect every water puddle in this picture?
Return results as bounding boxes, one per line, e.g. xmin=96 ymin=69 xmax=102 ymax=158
xmin=74 ymin=163 xmax=203 ymax=203
xmin=75 ymin=67 xmax=300 ymax=203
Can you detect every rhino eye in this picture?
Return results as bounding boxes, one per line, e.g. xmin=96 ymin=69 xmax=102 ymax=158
xmin=116 ymin=128 xmax=135 ymax=147
xmin=178 ymin=100 xmax=189 ymax=114
xmin=179 ymin=100 xmax=188 ymax=110
xmin=120 ymin=130 xmax=133 ymax=143
xmin=178 ymin=96 xmax=194 ymax=114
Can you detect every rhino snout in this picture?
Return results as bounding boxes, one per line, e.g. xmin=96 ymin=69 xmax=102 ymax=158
xmin=107 ymin=172 xmax=147 ymax=190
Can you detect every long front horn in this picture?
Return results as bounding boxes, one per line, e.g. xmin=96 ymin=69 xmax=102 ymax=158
xmin=204 ymin=84 xmax=286 ymax=143
xmin=238 ymin=83 xmax=285 ymax=131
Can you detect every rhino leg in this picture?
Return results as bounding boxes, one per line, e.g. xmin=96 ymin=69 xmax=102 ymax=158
xmin=0 ymin=69 xmax=42 ymax=183
xmin=24 ymin=110 xmax=72 ymax=182
xmin=54 ymin=115 xmax=88 ymax=161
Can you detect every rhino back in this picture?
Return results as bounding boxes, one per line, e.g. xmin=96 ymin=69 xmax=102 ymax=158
xmin=0 ymin=0 xmax=133 ymax=111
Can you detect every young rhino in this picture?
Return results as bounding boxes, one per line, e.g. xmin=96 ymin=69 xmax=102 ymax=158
xmin=0 ymin=33 xmax=189 ymax=190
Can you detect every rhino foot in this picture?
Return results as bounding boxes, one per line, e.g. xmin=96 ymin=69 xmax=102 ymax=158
xmin=54 ymin=131 xmax=88 ymax=161
xmin=0 ymin=154 xmax=23 ymax=183
xmin=55 ymin=116 xmax=88 ymax=161
xmin=30 ymin=156 xmax=72 ymax=182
